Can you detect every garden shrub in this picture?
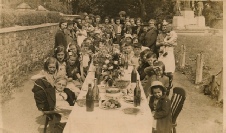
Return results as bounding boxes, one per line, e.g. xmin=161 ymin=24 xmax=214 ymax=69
xmin=0 ymin=9 xmax=62 ymax=28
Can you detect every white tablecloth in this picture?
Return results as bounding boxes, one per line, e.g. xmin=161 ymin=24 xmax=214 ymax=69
xmin=63 ymin=65 xmax=153 ymax=133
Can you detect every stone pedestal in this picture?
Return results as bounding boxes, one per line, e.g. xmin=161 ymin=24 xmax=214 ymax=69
xmin=172 ymin=16 xmax=185 ymax=29
xmin=181 ymin=10 xmax=196 ymax=25
xmin=196 ymin=16 xmax=205 ymax=27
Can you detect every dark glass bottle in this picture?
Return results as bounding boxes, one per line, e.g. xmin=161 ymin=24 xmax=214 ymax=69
xmin=92 ymin=78 xmax=99 ymax=107
xmin=134 ymin=80 xmax=141 ymax=107
xmin=86 ymin=83 xmax=94 ymax=112
xmin=124 ymin=53 xmax=128 ymax=70
xmin=131 ymin=65 xmax=137 ymax=83
xmin=95 ymin=65 xmax=102 ymax=85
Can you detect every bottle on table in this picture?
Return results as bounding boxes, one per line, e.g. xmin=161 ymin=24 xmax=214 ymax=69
xmin=131 ymin=64 xmax=137 ymax=83
xmin=124 ymin=53 xmax=128 ymax=70
xmin=86 ymin=83 xmax=94 ymax=112
xmin=134 ymin=80 xmax=141 ymax=107
xmin=92 ymin=78 xmax=100 ymax=107
xmin=95 ymin=65 xmax=102 ymax=85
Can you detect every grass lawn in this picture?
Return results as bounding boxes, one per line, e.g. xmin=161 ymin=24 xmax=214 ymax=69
xmin=174 ymin=34 xmax=223 ymax=84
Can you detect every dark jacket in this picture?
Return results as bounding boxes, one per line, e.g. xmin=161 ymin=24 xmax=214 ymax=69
xmin=132 ymin=26 xmax=143 ymax=37
xmin=144 ymin=28 xmax=158 ymax=50
xmin=143 ymin=61 xmax=169 ymax=97
xmin=149 ymin=95 xmax=172 ymax=133
xmin=32 ymin=78 xmax=77 ymax=111
xmin=63 ymin=88 xmax=77 ymax=106
xmin=66 ymin=60 xmax=81 ymax=80
xmin=137 ymin=62 xmax=150 ymax=81
xmin=55 ymin=29 xmax=67 ymax=49
xmin=32 ymin=78 xmax=56 ymax=111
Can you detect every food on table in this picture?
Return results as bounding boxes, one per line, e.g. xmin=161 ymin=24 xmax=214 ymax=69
xmin=106 ymin=88 xmax=120 ymax=94
xmin=123 ymin=96 xmax=134 ymax=103
xmin=123 ymin=96 xmax=143 ymax=104
xmin=123 ymin=108 xmax=140 ymax=115
xmin=101 ymin=99 xmax=121 ymax=109
xmin=114 ymin=79 xmax=130 ymax=89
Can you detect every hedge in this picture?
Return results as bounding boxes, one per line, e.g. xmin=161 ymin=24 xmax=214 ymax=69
xmin=0 ymin=9 xmax=62 ymax=28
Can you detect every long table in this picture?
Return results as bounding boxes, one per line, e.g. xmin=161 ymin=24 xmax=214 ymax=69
xmin=63 ymin=64 xmax=153 ymax=133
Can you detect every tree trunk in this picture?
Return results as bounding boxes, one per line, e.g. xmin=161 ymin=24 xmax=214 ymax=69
xmin=72 ymin=0 xmax=80 ymax=14
xmin=138 ymin=0 xmax=146 ymax=19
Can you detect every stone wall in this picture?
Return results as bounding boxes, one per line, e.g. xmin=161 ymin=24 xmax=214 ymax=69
xmin=0 ymin=23 xmax=58 ymax=93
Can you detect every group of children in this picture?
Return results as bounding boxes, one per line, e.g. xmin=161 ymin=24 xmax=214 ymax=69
xmin=32 ymin=12 xmax=177 ymax=133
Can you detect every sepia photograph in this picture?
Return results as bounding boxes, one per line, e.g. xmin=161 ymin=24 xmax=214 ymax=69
xmin=0 ymin=0 xmax=224 ymax=133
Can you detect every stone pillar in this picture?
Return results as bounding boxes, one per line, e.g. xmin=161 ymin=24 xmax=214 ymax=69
xmin=183 ymin=1 xmax=191 ymax=10
xmin=173 ymin=16 xmax=185 ymax=29
xmin=181 ymin=10 xmax=196 ymax=25
xmin=196 ymin=16 xmax=205 ymax=27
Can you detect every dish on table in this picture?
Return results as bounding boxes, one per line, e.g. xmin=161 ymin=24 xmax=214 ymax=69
xmin=122 ymin=96 xmax=143 ymax=104
xmin=122 ymin=107 xmax=140 ymax=115
xmin=77 ymin=99 xmax=86 ymax=107
xmin=100 ymin=99 xmax=121 ymax=110
xmin=106 ymin=87 xmax=120 ymax=94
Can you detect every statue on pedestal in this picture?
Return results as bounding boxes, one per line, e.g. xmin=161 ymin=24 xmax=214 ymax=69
xmin=197 ymin=1 xmax=204 ymax=16
xmin=174 ymin=0 xmax=181 ymax=16
xmin=183 ymin=0 xmax=191 ymax=10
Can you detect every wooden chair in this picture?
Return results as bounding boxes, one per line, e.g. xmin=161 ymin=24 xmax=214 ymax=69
xmin=171 ymin=87 xmax=186 ymax=133
xmin=42 ymin=110 xmax=66 ymax=133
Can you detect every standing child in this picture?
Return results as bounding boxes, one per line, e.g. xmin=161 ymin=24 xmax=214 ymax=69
xmin=54 ymin=45 xmax=67 ymax=78
xmin=148 ymin=81 xmax=172 ymax=133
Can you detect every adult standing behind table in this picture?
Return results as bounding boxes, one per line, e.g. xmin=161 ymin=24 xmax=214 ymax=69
xmin=158 ymin=23 xmax=177 ymax=89
xmin=132 ymin=19 xmax=143 ymax=39
xmin=65 ymin=20 xmax=76 ymax=50
xmin=55 ymin=20 xmax=68 ymax=49
xmin=144 ymin=19 xmax=158 ymax=55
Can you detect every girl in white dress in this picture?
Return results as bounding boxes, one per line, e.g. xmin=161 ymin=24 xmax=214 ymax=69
xmin=76 ymin=24 xmax=87 ymax=47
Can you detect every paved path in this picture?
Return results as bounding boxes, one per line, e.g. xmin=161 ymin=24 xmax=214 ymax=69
xmin=1 ymin=71 xmax=223 ymax=133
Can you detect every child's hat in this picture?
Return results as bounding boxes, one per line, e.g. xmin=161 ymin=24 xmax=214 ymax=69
xmin=150 ymin=81 xmax=167 ymax=93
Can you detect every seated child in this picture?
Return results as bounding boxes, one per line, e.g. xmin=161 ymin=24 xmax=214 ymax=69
xmin=137 ymin=49 xmax=151 ymax=81
xmin=103 ymin=33 xmax=113 ymax=48
xmin=112 ymin=43 xmax=121 ymax=53
xmin=148 ymin=81 xmax=172 ymax=133
xmin=131 ymin=43 xmax=142 ymax=69
xmin=54 ymin=76 xmax=77 ymax=110
xmin=80 ymin=43 xmax=92 ymax=76
xmin=53 ymin=76 xmax=77 ymax=123
xmin=66 ymin=52 xmax=84 ymax=81
xmin=54 ymin=45 xmax=67 ymax=78
xmin=32 ymin=57 xmax=59 ymax=111
xmin=123 ymin=42 xmax=134 ymax=65
xmin=143 ymin=61 xmax=169 ymax=97
xmin=68 ymin=42 xmax=80 ymax=56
